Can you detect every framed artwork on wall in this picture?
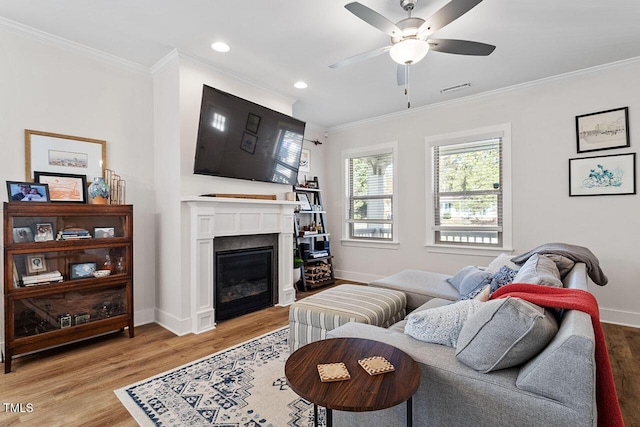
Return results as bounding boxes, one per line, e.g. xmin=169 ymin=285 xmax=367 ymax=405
xmin=575 ymin=107 xmax=630 ymax=153
xmin=569 ymin=153 xmax=636 ymax=196
xmin=25 ymin=129 xmax=107 ymax=182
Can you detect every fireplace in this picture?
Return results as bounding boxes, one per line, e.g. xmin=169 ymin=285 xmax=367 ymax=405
xmin=216 ymin=247 xmax=273 ymax=321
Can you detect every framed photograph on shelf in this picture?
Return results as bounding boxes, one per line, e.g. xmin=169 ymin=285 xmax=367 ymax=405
xmin=34 ymin=223 xmax=55 ymax=242
xmin=246 ymin=113 xmax=261 ymax=133
xmin=240 ymin=132 xmax=258 ymax=154
xmin=69 ymin=262 xmax=97 ymax=279
xmin=6 ymin=181 xmax=50 ymax=202
xmin=297 ymin=193 xmax=312 ymax=211
xmin=25 ymin=129 xmax=106 ymax=182
xmin=12 ymin=227 xmax=34 ymax=243
xmin=26 ymin=254 xmax=47 ymax=274
xmin=569 ymin=153 xmax=636 ymax=196
xmin=576 ymin=107 xmax=630 ymax=153
xmin=94 ymin=227 xmax=115 ymax=238
xmin=34 ymin=171 xmax=87 ymax=203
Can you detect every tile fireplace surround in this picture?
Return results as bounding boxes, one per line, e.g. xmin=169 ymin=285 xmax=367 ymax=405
xmin=182 ymin=196 xmax=298 ymax=333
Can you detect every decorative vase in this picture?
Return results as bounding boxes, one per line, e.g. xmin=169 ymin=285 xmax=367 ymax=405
xmin=89 ymin=177 xmax=110 ymax=204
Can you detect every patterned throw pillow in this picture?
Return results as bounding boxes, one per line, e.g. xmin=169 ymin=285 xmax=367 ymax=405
xmin=490 ymin=265 xmax=518 ymax=293
xmin=448 ymin=266 xmax=493 ymax=299
xmin=404 ymin=299 xmax=484 ymax=347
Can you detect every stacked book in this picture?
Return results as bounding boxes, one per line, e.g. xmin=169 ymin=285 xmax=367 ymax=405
xmin=308 ymin=250 xmax=329 ymax=259
xmin=57 ymin=228 xmax=91 ymax=240
xmin=22 ymin=270 xmax=63 ymax=286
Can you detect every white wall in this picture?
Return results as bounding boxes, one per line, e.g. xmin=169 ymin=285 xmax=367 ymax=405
xmin=325 ymin=60 xmax=640 ymax=326
xmin=0 ymin=26 xmax=157 ymax=330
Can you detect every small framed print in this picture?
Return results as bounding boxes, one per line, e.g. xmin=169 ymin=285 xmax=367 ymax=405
xmin=240 ymin=132 xmax=258 ymax=154
xmin=70 ymin=262 xmax=97 ymax=279
xmin=34 ymin=223 xmax=55 ymax=242
xmin=94 ymin=227 xmax=115 ymax=238
xmin=569 ymin=153 xmax=636 ymax=196
xmin=13 ymin=227 xmax=34 ymax=243
xmin=34 ymin=171 xmax=87 ymax=203
xmin=246 ymin=113 xmax=261 ymax=133
xmin=576 ymin=107 xmax=630 ymax=153
xmin=26 ymin=254 xmax=47 ymax=274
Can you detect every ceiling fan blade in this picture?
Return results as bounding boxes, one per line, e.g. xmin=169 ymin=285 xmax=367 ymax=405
xmin=428 ymin=39 xmax=495 ymax=56
xmin=329 ymin=45 xmax=391 ymax=69
xmin=418 ymin=0 xmax=484 ymax=36
xmin=345 ymin=2 xmax=403 ymax=38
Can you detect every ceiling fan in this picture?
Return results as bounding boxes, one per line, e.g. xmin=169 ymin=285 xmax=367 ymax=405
xmin=330 ymin=0 xmax=496 ymax=105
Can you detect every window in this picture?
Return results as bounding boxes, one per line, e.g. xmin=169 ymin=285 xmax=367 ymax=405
xmin=427 ymin=124 xmax=511 ymax=251
xmin=343 ymin=143 xmax=398 ymax=243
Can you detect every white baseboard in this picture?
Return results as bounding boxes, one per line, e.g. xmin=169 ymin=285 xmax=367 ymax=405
xmin=153 ymin=308 xmax=194 ymax=336
xmin=600 ymin=308 xmax=640 ymax=328
xmin=134 ymin=308 xmax=156 ymax=327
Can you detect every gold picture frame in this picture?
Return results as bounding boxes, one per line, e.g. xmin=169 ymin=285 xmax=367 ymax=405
xmin=25 ymin=130 xmax=107 ymax=183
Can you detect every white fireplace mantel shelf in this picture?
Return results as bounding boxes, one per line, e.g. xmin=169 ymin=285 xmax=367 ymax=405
xmin=182 ymin=196 xmax=299 ymax=334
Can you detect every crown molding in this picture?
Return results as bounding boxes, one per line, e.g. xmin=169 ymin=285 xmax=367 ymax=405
xmin=330 ymin=55 xmax=640 ymax=132
xmin=0 ymin=16 xmax=149 ymax=74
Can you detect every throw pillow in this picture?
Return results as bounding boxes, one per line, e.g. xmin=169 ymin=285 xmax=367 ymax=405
xmin=512 ymin=254 xmax=563 ymax=288
xmin=490 ymin=265 xmax=518 ymax=293
xmin=545 ymin=254 xmax=576 ymax=278
xmin=447 ymin=266 xmax=493 ymax=298
xmin=487 ymin=253 xmax=520 ymax=274
xmin=404 ymin=299 xmax=484 ymax=347
xmin=455 ymin=297 xmax=559 ymax=373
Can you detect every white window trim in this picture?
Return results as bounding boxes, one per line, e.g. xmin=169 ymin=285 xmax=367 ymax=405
xmin=425 ymin=123 xmax=513 ymax=256
xmin=341 ymin=141 xmax=400 ymax=249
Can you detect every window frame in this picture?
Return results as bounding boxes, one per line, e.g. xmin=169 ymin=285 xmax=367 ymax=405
xmin=341 ymin=142 xmax=399 ymax=248
xmin=425 ymin=124 xmax=512 ymax=255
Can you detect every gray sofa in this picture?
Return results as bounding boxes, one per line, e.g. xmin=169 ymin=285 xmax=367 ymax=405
xmin=327 ymin=262 xmax=596 ymax=427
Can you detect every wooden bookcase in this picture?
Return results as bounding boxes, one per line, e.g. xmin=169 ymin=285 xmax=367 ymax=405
xmin=294 ymin=182 xmax=335 ymax=291
xmin=2 ymin=203 xmax=134 ymax=372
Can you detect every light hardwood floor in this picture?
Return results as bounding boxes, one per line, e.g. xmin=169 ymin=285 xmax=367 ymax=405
xmin=1 ymin=281 xmax=638 ymax=426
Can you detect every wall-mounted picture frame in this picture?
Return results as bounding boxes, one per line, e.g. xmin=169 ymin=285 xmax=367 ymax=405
xmin=576 ymin=107 xmax=630 ymax=153
xmin=569 ymin=153 xmax=636 ymax=196
xmin=297 ymin=193 xmax=312 ymax=211
xmin=35 ymin=223 xmax=55 ymax=242
xmin=70 ymin=262 xmax=97 ymax=279
xmin=246 ymin=113 xmax=261 ymax=134
xmin=34 ymin=171 xmax=87 ymax=203
xmin=6 ymin=181 xmax=50 ymax=203
xmin=94 ymin=227 xmax=115 ymax=238
xmin=25 ymin=129 xmax=107 ymax=182
xmin=12 ymin=227 xmax=34 ymax=243
xmin=26 ymin=254 xmax=47 ymax=274
xmin=299 ymin=148 xmax=310 ymax=173
xmin=240 ymin=132 xmax=258 ymax=154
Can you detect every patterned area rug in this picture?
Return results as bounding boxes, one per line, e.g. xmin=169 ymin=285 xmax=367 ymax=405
xmin=115 ymin=327 xmax=325 ymax=426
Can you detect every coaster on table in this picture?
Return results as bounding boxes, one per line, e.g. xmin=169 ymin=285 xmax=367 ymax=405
xmin=358 ymin=356 xmax=395 ymax=375
xmin=317 ymin=362 xmax=351 ymax=382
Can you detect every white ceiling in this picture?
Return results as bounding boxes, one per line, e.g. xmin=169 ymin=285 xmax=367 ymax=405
xmin=1 ymin=0 xmax=640 ymax=128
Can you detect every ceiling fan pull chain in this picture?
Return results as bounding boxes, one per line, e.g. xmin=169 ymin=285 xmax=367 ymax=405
xmin=406 ymin=64 xmax=411 ymax=108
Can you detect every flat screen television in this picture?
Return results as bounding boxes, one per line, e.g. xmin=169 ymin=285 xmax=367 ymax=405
xmin=193 ymin=85 xmax=306 ymax=186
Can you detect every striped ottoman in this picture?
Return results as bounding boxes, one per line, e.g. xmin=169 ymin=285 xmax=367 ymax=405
xmin=288 ymin=284 xmax=407 ymax=352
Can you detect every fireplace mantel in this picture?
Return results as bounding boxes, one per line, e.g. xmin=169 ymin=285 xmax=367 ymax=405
xmin=182 ymin=196 xmax=298 ymax=333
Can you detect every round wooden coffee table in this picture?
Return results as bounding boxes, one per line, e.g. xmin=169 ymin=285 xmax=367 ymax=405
xmin=285 ymin=337 xmax=420 ymax=427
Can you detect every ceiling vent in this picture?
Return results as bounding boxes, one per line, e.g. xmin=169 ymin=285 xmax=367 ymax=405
xmin=440 ymin=82 xmax=471 ymax=94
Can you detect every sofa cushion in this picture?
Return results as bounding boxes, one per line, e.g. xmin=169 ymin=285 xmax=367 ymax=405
xmin=455 ymin=297 xmax=559 ymax=373
xmin=447 ymin=266 xmax=493 ymax=299
xmin=369 ymin=269 xmax=459 ymax=309
xmin=404 ymin=299 xmax=484 ymax=347
xmin=512 ymin=254 xmax=563 ymax=288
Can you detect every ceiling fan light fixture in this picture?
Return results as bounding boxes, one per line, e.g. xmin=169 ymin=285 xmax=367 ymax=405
xmin=389 ymin=39 xmax=429 ymax=65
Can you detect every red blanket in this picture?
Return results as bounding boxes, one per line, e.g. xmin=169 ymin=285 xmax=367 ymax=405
xmin=492 ymin=284 xmax=624 ymax=427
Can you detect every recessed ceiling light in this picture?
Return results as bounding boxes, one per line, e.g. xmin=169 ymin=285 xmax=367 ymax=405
xmin=294 ymin=81 xmax=308 ymax=89
xmin=211 ymin=41 xmax=230 ymax=53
